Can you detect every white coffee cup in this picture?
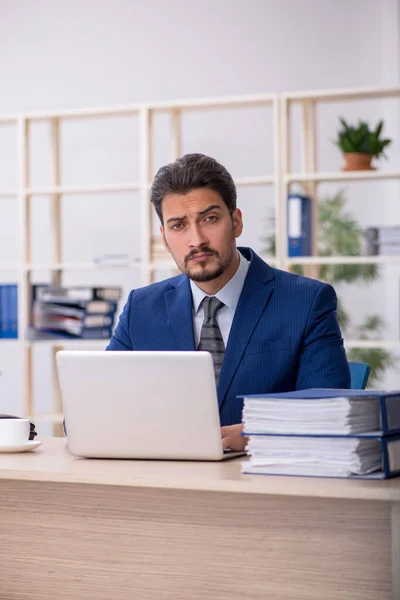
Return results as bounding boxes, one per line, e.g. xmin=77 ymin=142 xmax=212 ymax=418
xmin=0 ymin=419 xmax=31 ymax=446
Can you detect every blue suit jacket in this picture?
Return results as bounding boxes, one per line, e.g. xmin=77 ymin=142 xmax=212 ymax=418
xmin=106 ymin=247 xmax=350 ymax=426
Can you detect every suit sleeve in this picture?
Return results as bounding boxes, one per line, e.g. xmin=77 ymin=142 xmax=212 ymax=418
xmin=295 ymin=283 xmax=350 ymax=390
xmin=105 ymin=290 xmax=134 ymax=351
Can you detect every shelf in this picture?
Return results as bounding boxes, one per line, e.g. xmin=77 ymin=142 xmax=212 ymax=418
xmin=344 ymin=340 xmax=400 ymax=350
xmin=22 ymin=104 xmax=142 ymax=122
xmin=26 ymin=338 xmax=109 ymax=348
xmin=0 ymin=189 xmax=17 ymax=198
xmin=282 ymin=85 xmax=400 ymax=103
xmin=0 ymin=115 xmax=18 ymax=125
xmin=25 ymin=183 xmax=141 ymax=196
xmin=233 ymin=175 xmax=275 ymax=186
xmin=4 ymin=93 xmax=277 ymax=123
xmin=25 ymin=261 xmax=141 ymax=271
xmin=2 ymin=85 xmax=398 ymax=424
xmin=7 ymin=256 xmax=400 ymax=270
xmin=287 ymin=256 xmax=400 ymax=265
xmin=148 ymin=92 xmax=276 ymax=112
xmin=29 ymin=412 xmax=64 ymax=423
xmin=286 ymin=170 xmax=400 ymax=184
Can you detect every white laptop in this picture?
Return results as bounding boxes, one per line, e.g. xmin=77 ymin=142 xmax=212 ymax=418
xmin=56 ymin=350 xmax=245 ymax=461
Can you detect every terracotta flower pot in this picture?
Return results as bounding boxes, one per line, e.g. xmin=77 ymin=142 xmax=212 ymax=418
xmin=342 ymin=152 xmax=375 ymax=171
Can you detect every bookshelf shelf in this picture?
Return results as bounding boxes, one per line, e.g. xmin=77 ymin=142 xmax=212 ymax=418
xmin=286 ymin=170 xmax=400 ymax=183
xmin=18 ymin=104 xmax=142 ymax=122
xmin=2 ymin=84 xmax=399 ymax=433
xmin=148 ymin=92 xmax=277 ymax=111
xmin=280 ymin=85 xmax=400 ymax=388
xmin=25 ymin=183 xmax=141 ymax=196
xmin=26 ymin=338 xmax=108 ymax=348
xmin=233 ymin=175 xmax=275 ymax=186
xmin=0 ymin=92 xmax=281 ymax=433
xmin=0 ymin=190 xmax=18 ymax=198
xmin=25 ymin=262 xmax=142 ymax=271
xmin=286 ymin=256 xmax=400 ymax=265
xmin=0 ymin=116 xmax=18 ymax=125
xmin=281 ymin=85 xmax=400 ymax=103
xmin=29 ymin=412 xmax=64 ymax=423
xmin=344 ymin=341 xmax=400 ymax=350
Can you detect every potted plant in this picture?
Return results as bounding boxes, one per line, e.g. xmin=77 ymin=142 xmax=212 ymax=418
xmin=334 ymin=118 xmax=392 ymax=171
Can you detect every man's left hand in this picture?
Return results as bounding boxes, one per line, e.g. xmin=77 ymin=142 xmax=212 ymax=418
xmin=221 ymin=424 xmax=248 ymax=451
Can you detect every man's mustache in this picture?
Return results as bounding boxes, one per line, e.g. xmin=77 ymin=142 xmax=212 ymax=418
xmin=185 ymin=247 xmax=218 ymax=264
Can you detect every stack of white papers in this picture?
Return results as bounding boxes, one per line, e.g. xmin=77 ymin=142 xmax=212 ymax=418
xmin=243 ymin=435 xmax=382 ymax=477
xmin=242 ymin=396 xmax=380 ymax=435
xmin=242 ymin=394 xmax=383 ymax=477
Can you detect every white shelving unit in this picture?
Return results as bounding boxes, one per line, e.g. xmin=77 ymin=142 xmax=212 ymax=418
xmin=2 ymin=85 xmax=400 ymax=431
xmin=0 ymin=93 xmax=280 ymax=433
xmin=279 ymin=85 xmax=400 ymax=359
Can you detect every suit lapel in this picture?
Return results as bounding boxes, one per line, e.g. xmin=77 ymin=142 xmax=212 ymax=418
xmin=165 ymin=276 xmax=196 ymax=350
xmin=217 ymin=256 xmax=275 ymax=410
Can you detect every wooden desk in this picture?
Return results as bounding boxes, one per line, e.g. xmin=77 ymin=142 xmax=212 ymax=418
xmin=0 ymin=437 xmax=399 ymax=600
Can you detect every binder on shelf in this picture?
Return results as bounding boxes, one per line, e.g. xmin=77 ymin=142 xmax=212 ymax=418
xmin=0 ymin=284 xmax=18 ymax=339
xmin=287 ymin=194 xmax=312 ymax=257
xmin=31 ymin=285 xmax=120 ymax=314
xmin=32 ymin=309 xmax=114 ymax=337
xmin=30 ymin=284 xmax=121 ymax=340
xmin=29 ymin=326 xmax=112 ymax=341
xmin=365 ymin=226 xmax=400 ymax=256
xmin=32 ymin=284 xmax=122 ymax=303
xmin=241 ymin=432 xmax=400 ymax=480
xmin=32 ymin=300 xmax=117 ymax=320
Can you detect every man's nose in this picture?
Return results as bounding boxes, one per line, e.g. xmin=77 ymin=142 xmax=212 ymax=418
xmin=188 ymin=224 xmax=208 ymax=248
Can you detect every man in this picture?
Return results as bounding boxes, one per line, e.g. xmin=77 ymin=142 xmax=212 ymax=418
xmin=106 ymin=153 xmax=350 ymax=451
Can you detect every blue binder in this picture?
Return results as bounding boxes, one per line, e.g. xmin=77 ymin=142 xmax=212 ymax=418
xmin=287 ymin=194 xmax=312 ymax=257
xmin=0 ymin=284 xmax=18 ymax=339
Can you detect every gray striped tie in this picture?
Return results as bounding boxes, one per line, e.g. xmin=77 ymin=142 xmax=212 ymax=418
xmin=197 ymin=296 xmax=225 ymax=384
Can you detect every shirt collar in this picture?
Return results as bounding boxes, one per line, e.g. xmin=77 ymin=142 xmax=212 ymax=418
xmin=190 ymin=250 xmax=250 ymax=314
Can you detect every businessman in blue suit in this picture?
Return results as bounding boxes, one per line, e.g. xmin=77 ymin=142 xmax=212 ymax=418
xmin=107 ymin=153 xmax=350 ymax=451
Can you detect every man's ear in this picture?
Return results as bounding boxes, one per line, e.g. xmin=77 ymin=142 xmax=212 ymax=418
xmin=232 ymin=209 xmax=243 ymax=238
xmin=160 ymin=226 xmax=171 ymax=253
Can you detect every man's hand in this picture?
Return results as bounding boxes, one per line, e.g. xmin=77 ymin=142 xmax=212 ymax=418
xmin=221 ymin=424 xmax=248 ymax=452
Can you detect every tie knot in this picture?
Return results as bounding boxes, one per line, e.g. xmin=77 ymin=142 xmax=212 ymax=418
xmin=203 ymin=296 xmax=224 ymax=319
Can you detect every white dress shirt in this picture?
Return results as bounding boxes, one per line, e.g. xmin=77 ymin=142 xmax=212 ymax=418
xmin=190 ymin=251 xmax=250 ymax=348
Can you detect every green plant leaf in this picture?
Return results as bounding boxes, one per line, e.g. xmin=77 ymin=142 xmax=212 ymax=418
xmin=333 ymin=118 xmax=392 ymax=159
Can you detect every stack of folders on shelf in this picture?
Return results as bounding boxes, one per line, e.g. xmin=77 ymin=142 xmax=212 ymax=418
xmin=365 ymin=226 xmax=400 ymax=256
xmin=0 ymin=284 xmax=18 ymax=339
xmin=31 ymin=284 xmax=122 ymax=340
xmin=241 ymin=388 xmax=400 ymax=479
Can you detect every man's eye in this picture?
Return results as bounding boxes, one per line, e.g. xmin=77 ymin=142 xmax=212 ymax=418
xmin=205 ymin=215 xmax=218 ymax=222
xmin=171 ymin=222 xmax=183 ymax=230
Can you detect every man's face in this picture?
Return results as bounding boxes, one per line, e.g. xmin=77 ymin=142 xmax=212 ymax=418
xmin=160 ymin=188 xmax=243 ymax=283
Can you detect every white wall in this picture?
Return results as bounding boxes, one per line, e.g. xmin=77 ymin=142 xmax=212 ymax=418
xmin=0 ymin=0 xmax=398 ymax=427
xmin=0 ymin=0 xmax=384 ymax=110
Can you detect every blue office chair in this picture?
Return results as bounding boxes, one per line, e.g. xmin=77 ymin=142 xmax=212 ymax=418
xmin=348 ymin=361 xmax=371 ymax=390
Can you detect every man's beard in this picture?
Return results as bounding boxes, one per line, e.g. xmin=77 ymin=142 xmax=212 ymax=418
xmin=181 ymin=245 xmax=233 ymax=282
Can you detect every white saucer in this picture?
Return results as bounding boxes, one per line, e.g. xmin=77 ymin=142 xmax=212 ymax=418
xmin=0 ymin=440 xmax=42 ymax=454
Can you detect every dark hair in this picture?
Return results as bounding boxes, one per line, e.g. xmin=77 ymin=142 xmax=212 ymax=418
xmin=150 ymin=153 xmax=237 ymax=222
